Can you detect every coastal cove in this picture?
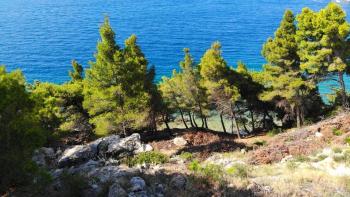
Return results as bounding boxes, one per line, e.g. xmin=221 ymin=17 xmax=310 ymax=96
xmin=0 ymin=0 xmax=349 ymax=94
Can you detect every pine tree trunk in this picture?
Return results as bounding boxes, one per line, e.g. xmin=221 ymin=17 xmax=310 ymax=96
xmin=188 ymin=111 xmax=194 ymax=128
xmin=204 ymin=116 xmax=208 ymax=129
xmin=198 ymin=104 xmax=205 ymax=128
xmin=338 ymin=71 xmax=349 ymax=110
xmin=262 ymin=112 xmax=267 ymax=129
xmin=231 ymin=104 xmax=241 ymax=139
xmin=192 ymin=113 xmax=198 ymax=128
xmin=163 ymin=114 xmax=170 ymax=130
xmin=296 ymin=105 xmax=301 ymax=128
xmin=250 ymin=109 xmax=255 ymax=132
xmin=179 ymin=108 xmax=188 ymax=129
xmin=220 ymin=112 xmax=227 ymax=133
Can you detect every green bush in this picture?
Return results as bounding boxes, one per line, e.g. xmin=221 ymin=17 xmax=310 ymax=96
xmin=0 ymin=67 xmax=47 ymax=192
xmin=188 ymin=160 xmax=224 ymax=182
xmin=332 ymin=128 xmax=343 ymax=136
xmin=226 ymin=164 xmax=249 ymax=179
xmin=124 ymin=151 xmax=168 ymax=167
xmin=188 ymin=160 xmax=202 ymax=172
xmin=345 ymin=137 xmax=350 ymax=145
xmin=179 ymin=152 xmax=193 ymax=161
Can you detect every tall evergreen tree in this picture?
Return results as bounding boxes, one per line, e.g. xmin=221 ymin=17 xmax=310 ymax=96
xmin=199 ymin=42 xmax=241 ymax=138
xmin=296 ymin=3 xmax=350 ymax=109
xmin=83 ymin=17 xmax=152 ymax=136
xmin=261 ymin=10 xmax=314 ymax=128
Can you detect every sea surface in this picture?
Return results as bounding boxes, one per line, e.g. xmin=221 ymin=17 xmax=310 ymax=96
xmin=0 ymin=0 xmax=349 ymax=94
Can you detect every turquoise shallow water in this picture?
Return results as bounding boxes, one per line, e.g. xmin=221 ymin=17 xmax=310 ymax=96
xmin=0 ymin=0 xmax=349 ymax=95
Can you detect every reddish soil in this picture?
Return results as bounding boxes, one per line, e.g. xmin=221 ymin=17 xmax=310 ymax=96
xmin=149 ymin=129 xmax=246 ymax=159
xmin=249 ymin=112 xmax=350 ymax=164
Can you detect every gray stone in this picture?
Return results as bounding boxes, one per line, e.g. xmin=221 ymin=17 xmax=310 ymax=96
xmin=130 ymin=176 xmax=146 ymax=192
xmin=135 ymin=144 xmax=153 ymax=154
xmin=128 ymin=191 xmax=148 ymax=197
xmin=170 ymin=174 xmax=186 ymax=190
xmin=32 ymin=147 xmax=55 ymax=167
xmin=68 ymin=159 xmax=103 ymax=174
xmin=108 ymin=183 xmax=127 ymax=197
xmin=155 ymin=183 xmax=165 ymax=197
xmin=88 ymin=166 xmax=131 ymax=183
xmin=173 ymin=137 xmax=187 ymax=146
xmin=57 ymin=144 xmax=97 ymax=168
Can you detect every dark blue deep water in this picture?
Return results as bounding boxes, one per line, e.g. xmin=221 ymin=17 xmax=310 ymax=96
xmin=0 ymin=0 xmax=349 ymax=94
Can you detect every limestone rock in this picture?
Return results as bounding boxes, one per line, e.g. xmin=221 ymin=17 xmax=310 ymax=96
xmin=58 ymin=144 xmax=97 ymax=168
xmin=173 ymin=137 xmax=187 ymax=146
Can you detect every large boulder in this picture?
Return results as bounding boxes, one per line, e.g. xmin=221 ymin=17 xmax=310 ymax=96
xmin=57 ymin=134 xmax=150 ymax=168
xmin=101 ymin=133 xmax=143 ymax=158
xmin=57 ymin=144 xmax=98 ymax=168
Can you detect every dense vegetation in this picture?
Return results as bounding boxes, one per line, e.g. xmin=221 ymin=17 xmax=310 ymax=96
xmin=1 ymin=2 xmax=350 ymax=192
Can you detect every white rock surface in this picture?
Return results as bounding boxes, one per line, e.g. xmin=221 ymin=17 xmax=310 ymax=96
xmin=173 ymin=137 xmax=187 ymax=146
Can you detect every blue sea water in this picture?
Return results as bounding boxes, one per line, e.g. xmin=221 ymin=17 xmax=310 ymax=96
xmin=0 ymin=0 xmax=349 ymax=95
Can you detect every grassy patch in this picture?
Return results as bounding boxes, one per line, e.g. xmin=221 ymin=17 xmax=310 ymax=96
xmin=123 ymin=151 xmax=168 ymax=167
xmin=267 ymin=128 xmax=282 ymax=137
xmin=179 ymin=152 xmax=193 ymax=161
xmin=332 ymin=128 xmax=344 ymax=136
xmin=317 ymin=154 xmax=328 ymax=161
xmin=188 ymin=160 xmax=224 ymax=182
xmin=226 ymin=164 xmax=249 ymax=179
xmin=294 ymin=155 xmax=310 ymax=162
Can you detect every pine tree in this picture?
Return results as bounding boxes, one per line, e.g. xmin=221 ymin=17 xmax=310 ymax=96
xmin=261 ymin=10 xmax=314 ymax=128
xmin=296 ymin=3 xmax=350 ymax=109
xmin=199 ymin=42 xmax=241 ymax=138
xmin=83 ymin=17 xmax=152 ymax=136
xmin=69 ymin=60 xmax=83 ymax=82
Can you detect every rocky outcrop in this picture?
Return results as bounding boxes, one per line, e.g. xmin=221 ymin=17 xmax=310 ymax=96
xmin=57 ymin=133 xmax=152 ymax=168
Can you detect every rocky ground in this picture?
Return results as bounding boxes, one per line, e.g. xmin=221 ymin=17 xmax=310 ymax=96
xmin=11 ymin=112 xmax=350 ymax=197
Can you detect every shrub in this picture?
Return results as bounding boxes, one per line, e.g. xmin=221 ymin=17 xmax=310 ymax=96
xmin=345 ymin=137 xmax=350 ymax=145
xmin=124 ymin=151 xmax=168 ymax=167
xmin=317 ymin=154 xmax=328 ymax=161
xmin=201 ymin=164 xmax=224 ymax=182
xmin=179 ymin=152 xmax=193 ymax=161
xmin=267 ymin=128 xmax=281 ymax=137
xmin=188 ymin=161 xmax=224 ymax=182
xmin=226 ymin=164 xmax=249 ymax=179
xmin=253 ymin=140 xmax=267 ymax=146
xmin=188 ymin=160 xmax=201 ymax=172
xmin=333 ymin=147 xmax=342 ymax=153
xmin=294 ymin=155 xmax=310 ymax=162
xmin=332 ymin=128 xmax=343 ymax=136
xmin=286 ymin=161 xmax=298 ymax=171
